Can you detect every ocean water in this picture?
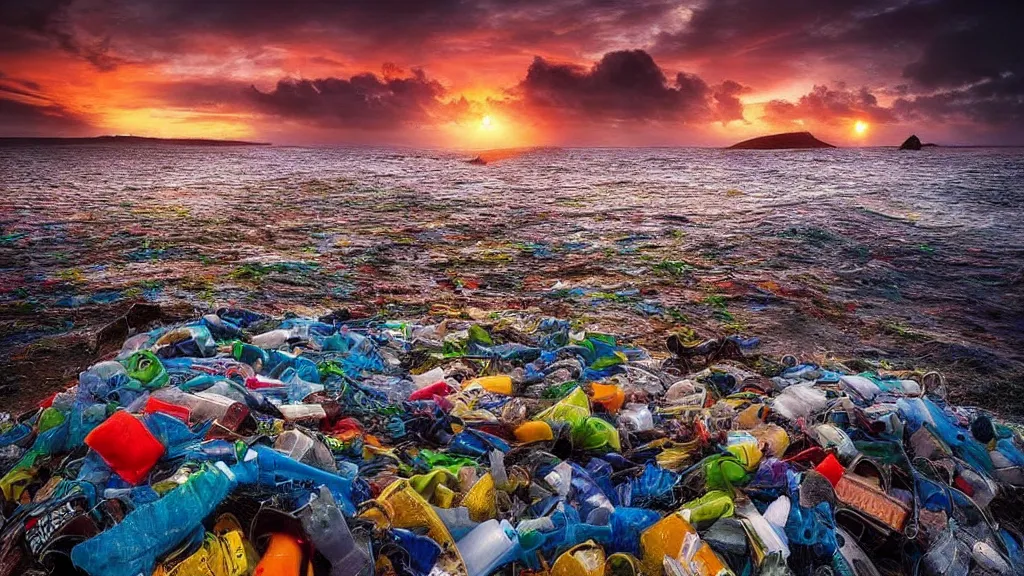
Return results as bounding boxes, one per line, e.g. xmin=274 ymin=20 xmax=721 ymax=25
xmin=1 ymin=144 xmax=1023 ymax=409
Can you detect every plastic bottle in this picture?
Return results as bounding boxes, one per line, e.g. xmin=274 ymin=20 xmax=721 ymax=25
xmin=250 ymin=445 xmax=355 ymax=516
xmin=277 ymin=404 xmax=328 ymax=424
xmin=297 ymin=487 xmax=370 ymax=576
xmin=456 ymin=519 xmax=519 ymax=576
xmin=71 ymin=465 xmax=235 ymax=576
xmin=143 ymin=396 xmax=191 ymax=422
xmin=274 ymin=430 xmax=337 ymax=471
xmin=151 ymin=388 xmax=250 ymax=431
xmin=812 ymin=424 xmax=858 ymax=464
xmin=273 ymin=430 xmax=316 ymax=462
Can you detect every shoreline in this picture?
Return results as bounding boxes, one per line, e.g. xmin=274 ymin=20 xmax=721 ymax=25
xmin=1 ymin=148 xmax=1022 ymax=415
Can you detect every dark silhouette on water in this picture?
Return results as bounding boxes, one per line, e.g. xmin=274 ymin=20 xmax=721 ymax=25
xmin=727 ymin=131 xmax=835 ymax=150
xmin=900 ymin=135 xmax=923 ymax=150
xmin=0 ymin=135 xmax=270 ymax=146
xmin=899 ymin=135 xmax=938 ymax=150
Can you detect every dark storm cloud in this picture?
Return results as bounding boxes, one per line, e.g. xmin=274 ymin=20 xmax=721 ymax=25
xmin=0 ymin=0 xmax=120 ymax=69
xmin=0 ymin=0 xmax=479 ymax=68
xmin=516 ymin=50 xmax=747 ymax=123
xmin=894 ymin=76 xmax=1024 ymax=126
xmin=763 ymin=84 xmax=897 ymax=126
xmin=248 ymin=70 xmax=457 ymax=129
xmin=0 ymin=0 xmax=681 ymax=68
xmin=656 ymin=0 xmax=1024 ymax=128
xmin=655 ymin=0 xmax=1019 ymax=89
xmin=0 ymin=95 xmax=92 ymax=136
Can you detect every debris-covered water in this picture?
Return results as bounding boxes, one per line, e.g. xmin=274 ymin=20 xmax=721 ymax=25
xmin=1 ymin=144 xmax=1022 ymax=412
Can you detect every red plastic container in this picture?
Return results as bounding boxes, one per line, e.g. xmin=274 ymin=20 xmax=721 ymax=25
xmin=143 ymin=396 xmax=192 ymax=422
xmin=408 ymin=381 xmax=453 ymax=402
xmin=815 ymin=453 xmax=846 ymax=487
xmin=84 ymin=411 xmax=166 ymax=485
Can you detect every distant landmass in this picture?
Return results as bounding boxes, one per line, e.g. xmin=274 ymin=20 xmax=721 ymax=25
xmin=728 ymin=132 xmax=836 ymax=150
xmin=0 ymin=135 xmax=270 ymax=146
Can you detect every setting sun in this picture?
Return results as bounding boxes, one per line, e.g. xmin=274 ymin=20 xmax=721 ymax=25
xmin=481 ymin=115 xmax=493 ymax=129
xmin=854 ymin=120 xmax=869 ymax=135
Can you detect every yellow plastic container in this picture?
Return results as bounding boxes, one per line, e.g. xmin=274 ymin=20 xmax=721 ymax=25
xmin=467 ymin=376 xmax=514 ymax=395
xmin=359 ymin=479 xmax=468 ymax=575
xmin=750 ymin=424 xmax=790 ymax=458
xmin=551 ymin=540 xmax=606 ymax=576
xmin=155 ymin=514 xmax=257 ymax=576
xmin=462 ymin=472 xmax=497 ymax=521
xmin=514 ymin=421 xmax=554 ymax=443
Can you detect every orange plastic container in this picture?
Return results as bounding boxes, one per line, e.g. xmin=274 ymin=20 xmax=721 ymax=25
xmin=590 ymin=383 xmax=626 ymax=414
xmin=254 ymin=533 xmax=312 ymax=576
xmin=514 ymin=421 xmax=554 ymax=443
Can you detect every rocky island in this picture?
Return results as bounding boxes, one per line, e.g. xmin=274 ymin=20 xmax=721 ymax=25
xmin=727 ymin=131 xmax=836 ymax=150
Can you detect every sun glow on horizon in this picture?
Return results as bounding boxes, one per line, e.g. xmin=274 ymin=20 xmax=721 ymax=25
xmin=854 ymin=120 xmax=869 ymax=136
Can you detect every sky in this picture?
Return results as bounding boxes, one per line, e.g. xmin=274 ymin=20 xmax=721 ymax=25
xmin=0 ymin=0 xmax=1021 ymax=147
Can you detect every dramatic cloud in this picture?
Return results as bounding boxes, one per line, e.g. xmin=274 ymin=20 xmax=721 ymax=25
xmin=0 ymin=0 xmax=121 ymax=69
xmin=0 ymin=0 xmax=1020 ymax=144
xmin=248 ymin=70 xmax=460 ymax=129
xmin=763 ymin=84 xmax=897 ymax=126
xmin=514 ymin=50 xmax=746 ymax=124
xmin=0 ymin=94 xmax=92 ymax=137
xmin=894 ymin=77 xmax=1024 ymax=127
xmin=0 ymin=71 xmax=92 ymax=136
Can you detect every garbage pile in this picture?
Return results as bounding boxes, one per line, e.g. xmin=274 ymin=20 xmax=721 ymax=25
xmin=2 ymin=308 xmax=1024 ymax=576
